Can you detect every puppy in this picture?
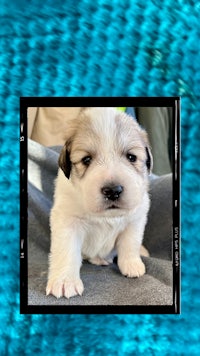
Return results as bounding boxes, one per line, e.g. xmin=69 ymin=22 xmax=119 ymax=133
xmin=46 ymin=107 xmax=152 ymax=299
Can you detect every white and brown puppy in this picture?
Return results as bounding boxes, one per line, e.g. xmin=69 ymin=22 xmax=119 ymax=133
xmin=46 ymin=107 xmax=152 ymax=299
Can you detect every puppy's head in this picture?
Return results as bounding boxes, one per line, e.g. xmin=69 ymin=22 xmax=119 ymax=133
xmin=59 ymin=107 xmax=152 ymax=215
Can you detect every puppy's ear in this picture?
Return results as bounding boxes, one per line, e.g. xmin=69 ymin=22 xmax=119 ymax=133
xmin=145 ymin=146 xmax=153 ymax=174
xmin=59 ymin=119 xmax=80 ymax=178
xmin=138 ymin=127 xmax=153 ymax=174
xmin=58 ymin=144 xmax=71 ymax=178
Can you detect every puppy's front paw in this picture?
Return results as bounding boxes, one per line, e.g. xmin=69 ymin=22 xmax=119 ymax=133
xmin=118 ymin=257 xmax=145 ymax=278
xmin=46 ymin=278 xmax=84 ymax=299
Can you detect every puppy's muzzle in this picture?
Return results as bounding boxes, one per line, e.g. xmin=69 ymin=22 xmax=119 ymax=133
xmin=101 ymin=184 xmax=123 ymax=202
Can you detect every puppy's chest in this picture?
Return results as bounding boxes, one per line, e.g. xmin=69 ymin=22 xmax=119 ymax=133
xmin=81 ymin=216 xmax=126 ymax=259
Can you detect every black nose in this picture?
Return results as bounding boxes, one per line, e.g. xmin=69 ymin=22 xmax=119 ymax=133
xmin=101 ymin=184 xmax=123 ymax=201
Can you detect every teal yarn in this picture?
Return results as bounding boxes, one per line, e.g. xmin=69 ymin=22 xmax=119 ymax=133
xmin=1 ymin=0 xmax=200 ymax=355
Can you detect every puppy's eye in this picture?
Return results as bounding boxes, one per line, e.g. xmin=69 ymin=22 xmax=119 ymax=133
xmin=81 ymin=156 xmax=92 ymax=166
xmin=126 ymin=153 xmax=137 ymax=163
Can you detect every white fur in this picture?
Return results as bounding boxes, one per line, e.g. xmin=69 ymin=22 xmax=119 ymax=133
xmin=46 ymin=108 xmax=152 ymax=299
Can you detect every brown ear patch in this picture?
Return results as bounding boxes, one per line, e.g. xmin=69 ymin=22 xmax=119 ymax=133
xmin=58 ymin=144 xmax=71 ymax=178
xmin=136 ymin=126 xmax=153 ymax=174
xmin=145 ymin=146 xmax=153 ymax=173
xmin=58 ymin=118 xmax=80 ymax=178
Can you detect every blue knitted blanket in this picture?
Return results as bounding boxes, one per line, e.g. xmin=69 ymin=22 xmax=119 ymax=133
xmin=0 ymin=0 xmax=200 ymax=355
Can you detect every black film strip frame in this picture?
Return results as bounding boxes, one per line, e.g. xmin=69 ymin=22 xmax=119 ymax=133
xmin=20 ymin=97 xmax=180 ymax=315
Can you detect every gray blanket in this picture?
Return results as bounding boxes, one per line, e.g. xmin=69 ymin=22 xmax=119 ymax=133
xmin=27 ymin=139 xmax=173 ymax=307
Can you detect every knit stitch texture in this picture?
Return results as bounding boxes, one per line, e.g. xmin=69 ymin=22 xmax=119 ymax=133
xmin=0 ymin=0 xmax=200 ymax=355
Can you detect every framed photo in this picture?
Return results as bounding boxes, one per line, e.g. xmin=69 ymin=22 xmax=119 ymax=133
xmin=20 ymin=97 xmax=180 ymax=314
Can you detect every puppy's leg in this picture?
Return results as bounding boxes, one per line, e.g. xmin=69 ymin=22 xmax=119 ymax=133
xmin=88 ymin=256 xmax=111 ymax=266
xmin=116 ymin=223 xmax=146 ymax=278
xmin=140 ymin=245 xmax=149 ymax=257
xmin=46 ymin=218 xmax=84 ymax=299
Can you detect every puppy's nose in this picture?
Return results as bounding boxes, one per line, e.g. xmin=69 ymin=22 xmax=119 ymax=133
xmin=101 ymin=185 xmax=123 ymax=201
